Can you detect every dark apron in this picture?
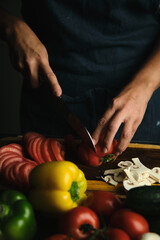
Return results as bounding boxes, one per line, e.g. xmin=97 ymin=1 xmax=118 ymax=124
xmin=20 ymin=0 xmax=160 ymax=143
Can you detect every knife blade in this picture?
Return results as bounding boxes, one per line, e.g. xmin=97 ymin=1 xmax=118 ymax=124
xmin=52 ymin=95 xmax=96 ymax=152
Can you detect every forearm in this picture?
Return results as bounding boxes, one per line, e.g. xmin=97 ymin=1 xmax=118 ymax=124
xmin=0 ymin=7 xmax=22 ymax=42
xmin=128 ymin=39 xmax=160 ymax=99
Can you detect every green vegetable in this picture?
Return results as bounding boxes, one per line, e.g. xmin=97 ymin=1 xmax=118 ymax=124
xmin=125 ymin=186 xmax=160 ymax=216
xmin=0 ymin=190 xmax=36 ymax=240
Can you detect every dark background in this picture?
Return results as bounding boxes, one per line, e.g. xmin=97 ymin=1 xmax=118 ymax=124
xmin=0 ymin=0 xmax=22 ymax=136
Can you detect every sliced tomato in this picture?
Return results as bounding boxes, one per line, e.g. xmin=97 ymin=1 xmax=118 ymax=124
xmin=23 ymin=132 xmax=43 ymax=145
xmin=1 ymin=155 xmax=24 ymax=172
xmin=36 ymin=137 xmax=46 ymax=163
xmin=29 ymin=136 xmax=45 ymax=164
xmin=2 ymin=162 xmax=18 ymax=186
xmin=0 ymin=153 xmax=18 ymax=169
xmin=13 ymin=162 xmax=29 ymax=187
xmin=23 ymin=157 xmax=38 ymax=166
xmin=18 ymin=162 xmax=36 ymax=188
xmin=41 ymin=138 xmax=53 ymax=162
xmin=0 ymin=144 xmax=24 ymax=156
xmin=50 ymin=138 xmax=65 ymax=161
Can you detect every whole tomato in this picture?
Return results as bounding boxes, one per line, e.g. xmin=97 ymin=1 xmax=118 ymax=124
xmin=85 ymin=190 xmax=122 ymax=217
xmin=104 ymin=228 xmax=131 ymax=240
xmin=77 ymin=139 xmax=118 ymax=167
xmin=45 ymin=234 xmax=75 ymax=240
xmin=60 ymin=206 xmax=100 ymax=239
xmin=110 ymin=209 xmax=149 ymax=239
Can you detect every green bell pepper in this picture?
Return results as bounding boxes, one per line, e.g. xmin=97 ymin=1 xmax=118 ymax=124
xmin=0 ymin=190 xmax=36 ymax=240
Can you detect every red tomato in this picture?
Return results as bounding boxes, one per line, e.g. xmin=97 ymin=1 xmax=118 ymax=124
xmin=60 ymin=206 xmax=100 ymax=239
xmin=77 ymin=143 xmax=101 ymax=167
xmin=104 ymin=228 xmax=131 ymax=240
xmin=110 ymin=209 xmax=149 ymax=239
xmin=78 ymin=138 xmax=118 ymax=167
xmin=85 ymin=190 xmax=122 ymax=217
xmin=45 ymin=234 xmax=75 ymax=240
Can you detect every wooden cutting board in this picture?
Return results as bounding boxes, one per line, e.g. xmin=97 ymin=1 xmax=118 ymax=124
xmin=1 ymin=136 xmax=160 ymax=198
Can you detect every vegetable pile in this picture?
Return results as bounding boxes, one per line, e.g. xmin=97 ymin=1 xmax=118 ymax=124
xmin=44 ymin=189 xmax=160 ymax=240
xmin=0 ymin=131 xmax=117 ymax=190
xmin=0 ymin=131 xmax=160 ymax=240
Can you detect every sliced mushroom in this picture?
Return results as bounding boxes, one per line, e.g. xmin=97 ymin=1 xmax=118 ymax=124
xmin=123 ymin=167 xmax=139 ymax=185
xmin=123 ymin=179 xmax=139 ymax=191
xmin=149 ymin=167 xmax=160 ymax=183
xmin=131 ymin=158 xmax=150 ymax=173
xmin=118 ymin=161 xmax=133 ymax=168
xmin=102 ymin=175 xmax=118 ymax=186
xmin=104 ymin=168 xmax=123 ymax=176
xmin=113 ymin=171 xmax=125 ymax=182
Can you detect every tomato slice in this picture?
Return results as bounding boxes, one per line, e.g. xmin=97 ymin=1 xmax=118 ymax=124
xmin=0 ymin=155 xmax=23 ymax=173
xmin=13 ymin=161 xmax=28 ymax=187
xmin=19 ymin=162 xmax=36 ymax=188
xmin=41 ymin=138 xmax=53 ymax=162
xmin=2 ymin=162 xmax=18 ymax=186
xmin=23 ymin=132 xmax=42 ymax=145
xmin=36 ymin=137 xmax=46 ymax=163
xmin=50 ymin=138 xmax=65 ymax=161
xmin=0 ymin=144 xmax=24 ymax=156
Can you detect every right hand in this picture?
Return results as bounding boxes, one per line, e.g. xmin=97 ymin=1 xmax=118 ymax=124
xmin=6 ymin=18 xmax=62 ymax=96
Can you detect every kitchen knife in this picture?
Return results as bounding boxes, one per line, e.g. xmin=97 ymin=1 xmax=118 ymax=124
xmin=52 ymin=95 xmax=96 ymax=152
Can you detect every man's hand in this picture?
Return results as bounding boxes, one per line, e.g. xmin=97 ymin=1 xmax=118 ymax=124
xmin=0 ymin=9 xmax=62 ymax=96
xmin=92 ymin=80 xmax=153 ymax=155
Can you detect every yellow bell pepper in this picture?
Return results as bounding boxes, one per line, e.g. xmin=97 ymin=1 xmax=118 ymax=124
xmin=29 ymin=161 xmax=87 ymax=214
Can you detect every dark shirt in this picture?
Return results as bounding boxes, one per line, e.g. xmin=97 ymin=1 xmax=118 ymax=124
xmin=20 ymin=0 xmax=160 ymax=143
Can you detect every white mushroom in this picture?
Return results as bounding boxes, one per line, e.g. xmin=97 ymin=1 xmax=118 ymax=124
xmin=118 ymin=161 xmax=133 ymax=168
xmin=149 ymin=167 xmax=160 ymax=183
xmin=131 ymin=158 xmax=150 ymax=173
xmin=102 ymin=157 xmax=160 ymax=191
xmin=102 ymin=175 xmax=118 ymax=186
xmin=113 ymin=171 xmax=125 ymax=182
xmin=123 ymin=167 xmax=139 ymax=185
xmin=104 ymin=168 xmax=123 ymax=176
xmin=123 ymin=179 xmax=139 ymax=191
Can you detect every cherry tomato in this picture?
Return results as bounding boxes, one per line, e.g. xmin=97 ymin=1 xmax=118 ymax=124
xmin=45 ymin=234 xmax=75 ymax=240
xmin=104 ymin=228 xmax=131 ymax=240
xmin=85 ymin=190 xmax=122 ymax=217
xmin=60 ymin=206 xmax=100 ymax=239
xmin=110 ymin=209 xmax=149 ymax=239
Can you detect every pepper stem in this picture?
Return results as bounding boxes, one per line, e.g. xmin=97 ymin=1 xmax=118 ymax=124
xmin=0 ymin=203 xmax=10 ymax=218
xmin=69 ymin=181 xmax=79 ymax=202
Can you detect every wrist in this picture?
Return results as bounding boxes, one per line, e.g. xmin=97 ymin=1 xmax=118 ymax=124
xmin=0 ymin=8 xmax=22 ymax=42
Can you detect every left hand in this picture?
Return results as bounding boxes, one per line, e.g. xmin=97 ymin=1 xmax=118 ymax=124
xmin=92 ymin=80 xmax=152 ymax=155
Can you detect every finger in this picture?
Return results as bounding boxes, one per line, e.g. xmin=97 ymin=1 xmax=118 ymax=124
xmin=102 ymin=111 xmax=124 ymax=153
xmin=26 ymin=59 xmax=39 ymax=88
xmin=115 ymin=119 xmax=137 ymax=155
xmin=42 ymin=64 xmax=62 ymax=97
xmin=92 ymin=105 xmax=116 ymax=145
